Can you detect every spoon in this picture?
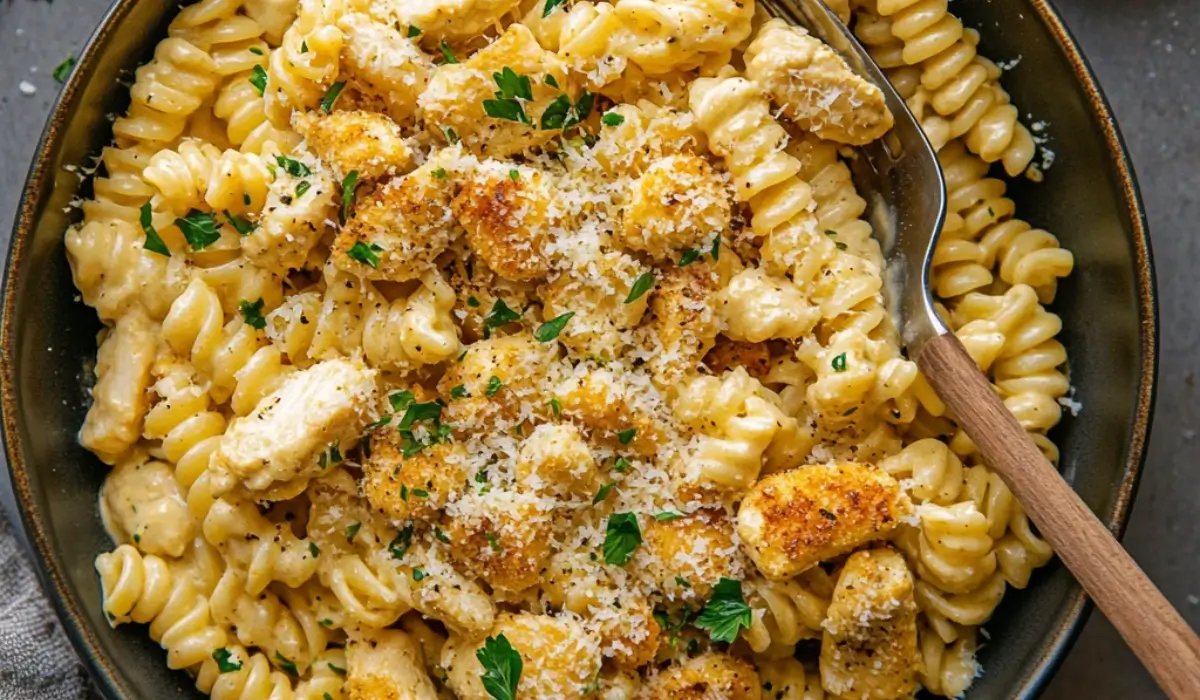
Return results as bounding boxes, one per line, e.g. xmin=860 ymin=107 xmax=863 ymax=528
xmin=774 ymin=0 xmax=1200 ymax=696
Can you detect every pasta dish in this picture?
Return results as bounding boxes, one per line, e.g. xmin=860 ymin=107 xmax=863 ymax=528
xmin=68 ymin=0 xmax=1076 ymax=696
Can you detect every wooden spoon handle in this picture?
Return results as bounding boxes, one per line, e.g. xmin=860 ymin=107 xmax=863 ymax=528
xmin=917 ymin=333 xmax=1200 ymax=700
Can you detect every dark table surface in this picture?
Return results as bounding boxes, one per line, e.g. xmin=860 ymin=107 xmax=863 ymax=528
xmin=0 ymin=0 xmax=1195 ymax=697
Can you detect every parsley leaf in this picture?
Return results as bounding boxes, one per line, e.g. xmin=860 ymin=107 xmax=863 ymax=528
xmin=654 ymin=511 xmax=683 ymax=522
xmin=450 ymin=384 xmax=468 ymax=399
xmin=549 ymin=397 xmax=562 ymax=417
xmin=694 ymin=577 xmax=753 ymax=643
xmin=223 ymin=210 xmax=256 ymax=234
xmin=540 ymin=94 xmax=572 ymax=130
xmin=825 ymin=230 xmax=848 ymax=251
xmin=249 ymin=64 xmax=267 ymax=95
xmin=249 ymin=46 xmax=264 ymax=55
xmin=239 ymin=298 xmax=267 ymax=330
xmin=543 ymin=0 xmax=567 ymax=16
xmin=444 ymin=126 xmax=460 ymax=144
xmin=390 ymin=390 xmax=416 ymax=412
xmin=412 ymin=568 xmax=427 ymax=581
xmin=592 ymin=482 xmax=615 ymax=505
xmin=320 ymin=81 xmax=346 ymax=113
xmin=625 ymin=271 xmax=654 ymax=303
xmin=831 ymin=352 xmax=848 ymax=372
xmin=534 ymin=311 xmax=574 ymax=342
xmin=347 ymin=241 xmax=384 ymax=268
xmin=295 ymin=180 xmax=311 ymax=198
xmin=396 ymin=401 xmax=442 ymax=430
xmin=345 ymin=521 xmax=361 ymax=542
xmin=485 ymin=299 xmax=522 ymax=329
xmin=274 ymin=154 xmax=311 ymax=178
xmin=483 ymin=97 xmax=531 ymax=125
xmin=212 ymin=648 xmax=242 ymax=673
xmin=711 ymin=236 xmax=721 ymax=260
xmin=602 ymin=111 xmax=625 ymax=127
xmin=603 ymin=512 xmax=642 ymax=565
xmin=476 ymin=634 xmax=523 ymax=700
xmin=139 ymin=203 xmax=170 ymax=257
xmin=274 ymin=653 xmax=299 ymax=676
xmin=493 ymin=67 xmax=533 ymax=101
xmin=485 ymin=376 xmax=503 ymax=397
xmin=52 ymin=56 xmax=76 ymax=83
xmin=439 ymin=40 xmax=458 ymax=64
xmin=509 ymin=168 xmax=520 ymax=182
xmin=617 ymin=428 xmax=636 ymax=445
xmin=176 ymin=210 xmax=221 ymax=250
xmin=408 ymin=24 xmax=422 ymax=38
xmin=678 ymin=248 xmax=701 ymax=267
xmin=308 ymin=541 xmax=320 ymax=558
xmin=613 ymin=457 xmax=631 ymax=473
xmin=544 ymin=75 xmax=560 ymax=89
xmin=389 ymin=524 xmax=414 ymax=559
xmin=340 ymin=170 xmax=359 ymax=223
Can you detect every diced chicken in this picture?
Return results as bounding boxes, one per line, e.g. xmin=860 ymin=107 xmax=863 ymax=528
xmin=820 ymin=548 xmax=921 ymax=700
xmin=100 ymin=453 xmax=193 ymax=557
xmin=640 ymin=261 xmax=721 ymax=387
xmin=554 ymin=367 xmax=670 ymax=459
xmin=453 ymin=160 xmax=554 ymax=283
xmin=333 ymin=159 xmax=459 ymax=282
xmin=336 ymin=13 xmax=433 ymax=125
xmin=244 ymin=159 xmax=337 ymax=274
xmin=346 ymin=627 xmax=438 ymax=700
xmin=418 ymin=25 xmax=570 ymax=157
xmin=744 ymin=19 xmax=893 ymax=145
xmin=439 ymin=334 xmax=557 ymax=433
xmin=293 ymin=109 xmax=413 ymax=181
xmin=641 ymin=652 xmax=760 ymax=700
xmin=442 ymin=612 xmax=600 ymax=700
xmin=635 ymin=509 xmax=738 ymax=603
xmin=737 ymin=462 xmax=913 ymax=579
xmin=703 ymin=338 xmax=772 ymax=379
xmin=361 ymin=440 xmax=471 ymax=524
xmin=514 ymin=423 xmax=599 ymax=498
xmin=619 ymin=154 xmax=730 ymax=261
xmin=209 ymin=357 xmax=378 ymax=493
xmin=80 ymin=307 xmax=159 ymax=463
xmin=539 ymin=251 xmax=648 ymax=360
xmin=441 ymin=490 xmax=553 ymax=594
xmin=369 ymin=0 xmax=524 ymax=43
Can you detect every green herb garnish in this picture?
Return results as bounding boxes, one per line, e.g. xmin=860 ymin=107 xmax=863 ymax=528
xmin=694 ymin=577 xmax=753 ymax=643
xmin=603 ymin=512 xmax=642 ymax=565
xmin=625 ymin=272 xmax=654 ymax=303
xmin=139 ymin=203 xmax=170 ymax=257
xmin=239 ymin=298 xmax=267 ymax=330
xmin=176 ymin=210 xmax=221 ymax=250
xmin=476 ymin=634 xmax=522 ymax=700
xmin=534 ymin=311 xmax=574 ymax=342
xmin=212 ymin=648 xmax=242 ymax=673
xmin=347 ymin=241 xmax=384 ymax=268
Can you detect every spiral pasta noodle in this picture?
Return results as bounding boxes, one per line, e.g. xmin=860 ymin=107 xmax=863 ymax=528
xmin=744 ymin=574 xmax=833 ymax=655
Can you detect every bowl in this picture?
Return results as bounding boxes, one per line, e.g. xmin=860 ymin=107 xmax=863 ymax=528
xmin=0 ymin=0 xmax=1156 ymax=697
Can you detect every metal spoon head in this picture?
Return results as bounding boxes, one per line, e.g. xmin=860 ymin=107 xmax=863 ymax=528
xmin=760 ymin=0 xmax=950 ymax=355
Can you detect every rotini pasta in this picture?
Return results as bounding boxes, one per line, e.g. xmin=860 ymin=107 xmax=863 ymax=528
xmin=74 ymin=1 xmax=1077 ymax=696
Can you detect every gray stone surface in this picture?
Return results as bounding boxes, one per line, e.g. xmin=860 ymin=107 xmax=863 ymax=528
xmin=0 ymin=0 xmax=1193 ymax=698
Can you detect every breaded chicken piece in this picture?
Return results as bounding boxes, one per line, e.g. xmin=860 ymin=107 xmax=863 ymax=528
xmin=244 ymin=159 xmax=337 ymax=275
xmin=439 ymin=334 xmax=558 ymax=433
xmin=703 ymin=338 xmax=773 ymax=379
xmin=635 ymin=509 xmax=738 ymax=603
xmin=333 ymin=159 xmax=459 ymax=282
xmin=820 ymin=548 xmax=921 ymax=700
xmin=418 ymin=24 xmax=570 ymax=157
xmin=441 ymin=490 xmax=553 ymax=594
xmin=554 ymin=366 xmax=670 ymax=459
xmin=292 ymin=109 xmax=413 ymax=181
xmin=442 ymin=612 xmax=601 ymax=700
xmin=361 ymin=440 xmax=472 ymax=525
xmin=744 ymin=19 xmax=893 ymax=145
xmin=209 ymin=357 xmax=378 ymax=494
xmin=737 ymin=462 xmax=913 ymax=579
xmin=619 ymin=154 xmax=731 ymax=261
xmin=337 ymin=13 xmax=433 ymax=125
xmin=515 ymin=423 xmax=599 ymax=498
xmin=641 ymin=261 xmax=721 ymax=388
xmin=453 ymin=160 xmax=554 ymax=282
xmin=346 ymin=627 xmax=438 ymax=700
xmin=100 ymin=453 xmax=193 ymax=557
xmin=642 ymin=652 xmax=760 ymax=700
xmin=79 ymin=307 xmax=158 ymax=464
xmin=539 ymin=251 xmax=648 ymax=360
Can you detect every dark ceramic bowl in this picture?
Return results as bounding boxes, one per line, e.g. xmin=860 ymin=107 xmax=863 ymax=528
xmin=0 ymin=0 xmax=1155 ymax=697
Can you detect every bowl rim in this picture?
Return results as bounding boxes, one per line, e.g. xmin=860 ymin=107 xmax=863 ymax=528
xmin=0 ymin=0 xmax=1158 ymax=697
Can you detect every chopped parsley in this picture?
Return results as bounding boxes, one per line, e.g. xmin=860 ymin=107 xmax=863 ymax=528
xmin=484 ymin=532 xmax=501 ymax=552
xmin=340 ymin=170 xmax=359 ymax=223
xmin=389 ymin=524 xmax=414 ymax=559
xmin=223 ymin=210 xmax=256 ymax=235
xmin=549 ymin=397 xmax=562 ymax=417
xmin=239 ymin=298 xmax=267 ymax=330
xmin=444 ymin=126 xmax=460 ymax=144
xmin=485 ymin=376 xmax=503 ymax=397
xmin=625 ymin=271 xmax=654 ymax=303
xmin=407 ymin=24 xmax=422 ymax=38
xmin=540 ymin=90 xmax=594 ymax=131
xmin=543 ymin=0 xmax=567 ymax=16
xmin=485 ymin=299 xmax=522 ymax=329
xmin=476 ymin=634 xmax=522 ymax=700
xmin=412 ymin=568 xmax=427 ymax=581
xmin=831 ymin=352 xmax=848 ymax=372
xmin=433 ymin=167 xmax=448 ymax=179
xmin=345 ymin=521 xmax=361 ymax=542
xmin=450 ymin=384 xmax=468 ymax=399
xmin=248 ymin=46 xmax=264 ymax=55
xmin=347 ymin=241 xmax=384 ymax=268
xmin=675 ymin=575 xmax=691 ymax=589
xmin=824 ymin=230 xmax=848 ymax=251
xmin=694 ymin=577 xmax=752 ymax=643
xmin=300 ymin=41 xmax=308 ymax=53
xmin=411 ymin=488 xmax=429 ymax=498
xmin=295 ymin=180 xmax=311 ymax=198
xmin=438 ymin=40 xmax=458 ymax=64
xmin=617 ymin=428 xmax=637 ymax=445
xmin=308 ymin=541 xmax=320 ymax=558
xmin=274 ymin=154 xmax=311 ymax=178
xmin=467 ymin=296 xmax=481 ymax=307
xmin=212 ymin=648 xmax=242 ymax=673
xmin=176 ymin=210 xmax=221 ymax=250
xmin=678 ymin=248 xmax=701 ymax=267
xmin=601 ymin=111 xmax=625 ymax=127
xmin=602 ymin=512 xmax=642 ymax=565
xmin=654 ymin=511 xmax=683 ymax=522
xmin=509 ymin=168 xmax=520 ymax=182
xmin=319 ymin=618 xmax=333 ymax=627
xmin=544 ymin=74 xmax=559 ymax=89
xmin=534 ymin=311 xmax=574 ymax=342
xmin=274 ymin=653 xmax=299 ymax=676
xmin=52 ymin=56 xmax=76 ymax=83
xmin=711 ymin=236 xmax=721 ymax=260
xmin=592 ymin=482 xmax=615 ymax=505
xmin=493 ymin=66 xmax=533 ymax=101
xmin=249 ymin=64 xmax=267 ymax=95
xmin=320 ymin=81 xmax=346 ymax=113
xmin=613 ymin=457 xmax=631 ymax=473
xmin=139 ymin=203 xmax=169 ymax=257
xmin=390 ymin=390 xmax=416 ymax=412
xmin=483 ymin=96 xmax=530 ymax=125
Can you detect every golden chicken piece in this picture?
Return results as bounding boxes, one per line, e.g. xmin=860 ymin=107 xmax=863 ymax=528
xmin=619 ymin=154 xmax=731 ymax=262
xmin=744 ymin=18 xmax=893 ymax=145
xmin=636 ymin=509 xmax=738 ymax=603
xmin=346 ymin=627 xmax=438 ymax=700
xmin=292 ymin=109 xmax=413 ymax=181
xmin=439 ymin=333 xmax=558 ymax=434
xmin=703 ymin=338 xmax=773 ymax=379
xmin=442 ymin=612 xmax=601 ymax=700
xmin=540 ymin=250 xmax=649 ymax=360
xmin=641 ymin=652 xmax=760 ymax=700
xmin=418 ymin=24 xmax=571 ymax=157
xmin=737 ymin=462 xmax=913 ymax=579
xmin=333 ymin=159 xmax=459 ymax=282
xmin=444 ymin=252 xmax=538 ymax=343
xmin=360 ymin=439 xmax=472 ymax=525
xmin=640 ymin=261 xmax=721 ymax=388
xmin=820 ymin=548 xmax=921 ymax=700
xmin=440 ymin=490 xmax=554 ymax=594
xmin=554 ymin=366 xmax=671 ymax=459
xmin=453 ymin=160 xmax=554 ymax=282
xmin=369 ymin=0 xmax=523 ymax=44
xmin=337 ymin=13 xmax=433 ymax=125
xmin=244 ymin=161 xmax=337 ymax=275
xmin=514 ymin=423 xmax=599 ymax=498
